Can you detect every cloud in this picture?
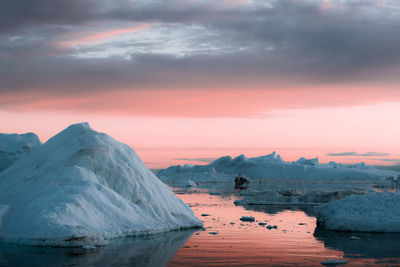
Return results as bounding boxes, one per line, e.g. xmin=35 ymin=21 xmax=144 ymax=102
xmin=1 ymin=0 xmax=400 ymax=116
xmin=58 ymin=24 xmax=151 ymax=48
xmin=327 ymin=152 xmax=390 ymax=157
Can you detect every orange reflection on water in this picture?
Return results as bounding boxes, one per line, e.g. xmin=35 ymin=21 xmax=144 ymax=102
xmin=169 ymin=193 xmax=376 ymax=266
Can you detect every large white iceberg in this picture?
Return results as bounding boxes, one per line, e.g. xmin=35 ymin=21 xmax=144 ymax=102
xmin=0 ymin=123 xmax=201 ymax=246
xmin=0 ymin=132 xmax=41 ymax=172
xmin=315 ymin=192 xmax=400 ymax=232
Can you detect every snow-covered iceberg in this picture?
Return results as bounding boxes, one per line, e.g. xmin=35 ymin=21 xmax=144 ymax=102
xmin=159 ymin=152 xmax=398 ymax=205
xmin=158 ymin=152 xmax=397 ymax=183
xmin=315 ymin=192 xmax=400 ymax=232
xmin=0 ymin=132 xmax=41 ymax=172
xmin=0 ymin=123 xmax=201 ymax=247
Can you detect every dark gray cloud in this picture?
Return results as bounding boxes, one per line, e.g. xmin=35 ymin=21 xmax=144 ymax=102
xmin=0 ymin=0 xmax=99 ymax=33
xmin=327 ymin=152 xmax=390 ymax=157
xmin=1 ymin=0 xmax=400 ymax=112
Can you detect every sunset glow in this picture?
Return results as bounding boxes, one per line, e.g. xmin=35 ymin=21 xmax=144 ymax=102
xmin=1 ymin=0 xmax=399 ymax=169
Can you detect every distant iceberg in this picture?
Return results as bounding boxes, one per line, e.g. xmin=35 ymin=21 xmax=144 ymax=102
xmin=158 ymin=151 xmax=398 ymax=184
xmin=0 ymin=123 xmax=201 ymax=247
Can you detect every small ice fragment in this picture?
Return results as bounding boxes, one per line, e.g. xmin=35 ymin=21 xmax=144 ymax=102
xmin=321 ymin=259 xmax=348 ymax=265
xmin=82 ymin=245 xmax=96 ymax=250
xmin=240 ymin=216 xmax=255 ymax=222
xmin=350 ymin=236 xmax=360 ymax=240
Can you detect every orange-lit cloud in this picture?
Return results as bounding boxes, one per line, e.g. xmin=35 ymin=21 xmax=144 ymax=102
xmin=58 ymin=24 xmax=150 ymax=48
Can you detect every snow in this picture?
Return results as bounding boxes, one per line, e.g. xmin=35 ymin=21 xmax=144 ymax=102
xmin=315 ymin=192 xmax=400 ymax=232
xmin=0 ymin=132 xmax=41 ymax=172
xmin=0 ymin=123 xmax=202 ymax=247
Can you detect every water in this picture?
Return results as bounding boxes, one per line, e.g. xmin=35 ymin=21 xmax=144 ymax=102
xmin=1 ymin=191 xmax=400 ymax=266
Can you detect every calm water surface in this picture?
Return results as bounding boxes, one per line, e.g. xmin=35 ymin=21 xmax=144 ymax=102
xmin=169 ymin=192 xmax=400 ymax=266
xmin=1 ymin=191 xmax=400 ymax=266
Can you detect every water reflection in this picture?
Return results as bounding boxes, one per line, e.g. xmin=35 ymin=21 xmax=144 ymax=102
xmin=240 ymin=203 xmax=316 ymax=217
xmin=0 ymin=229 xmax=196 ymax=267
xmin=314 ymin=228 xmax=400 ymax=259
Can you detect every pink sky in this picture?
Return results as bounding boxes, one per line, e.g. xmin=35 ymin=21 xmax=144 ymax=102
xmin=1 ymin=91 xmax=399 ymax=169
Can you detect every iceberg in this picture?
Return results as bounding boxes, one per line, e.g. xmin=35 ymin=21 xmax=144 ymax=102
xmin=0 ymin=132 xmax=41 ymax=172
xmin=158 ymin=152 xmax=397 ymax=183
xmin=0 ymin=123 xmax=201 ymax=247
xmin=159 ymin=152 xmax=398 ymax=205
xmin=315 ymin=192 xmax=400 ymax=232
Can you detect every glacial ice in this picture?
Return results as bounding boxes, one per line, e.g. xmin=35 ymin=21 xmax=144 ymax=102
xmin=315 ymin=192 xmax=400 ymax=232
xmin=158 ymin=152 xmax=397 ymax=183
xmin=158 ymin=152 xmax=398 ymax=205
xmin=0 ymin=123 xmax=202 ymax=246
xmin=0 ymin=132 xmax=41 ymax=172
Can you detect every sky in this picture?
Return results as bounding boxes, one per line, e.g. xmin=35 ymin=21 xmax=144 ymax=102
xmin=1 ymin=0 xmax=400 ymax=168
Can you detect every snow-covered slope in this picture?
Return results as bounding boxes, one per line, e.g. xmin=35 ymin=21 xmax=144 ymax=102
xmin=315 ymin=192 xmax=400 ymax=232
xmin=158 ymin=152 xmax=398 ymax=183
xmin=0 ymin=123 xmax=201 ymax=246
xmin=0 ymin=133 xmax=41 ymax=172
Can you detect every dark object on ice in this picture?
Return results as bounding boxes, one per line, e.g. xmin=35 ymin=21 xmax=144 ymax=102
xmin=235 ymin=175 xmax=249 ymax=190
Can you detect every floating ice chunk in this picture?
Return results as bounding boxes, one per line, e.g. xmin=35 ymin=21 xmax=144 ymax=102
xmin=350 ymin=162 xmax=367 ymax=169
xmin=240 ymin=216 xmax=255 ymax=222
xmin=296 ymin=157 xmax=319 ymax=166
xmin=82 ymin=245 xmax=96 ymax=250
xmin=329 ymin=161 xmax=342 ymax=168
xmin=184 ymin=179 xmax=197 ymax=187
xmin=315 ymin=192 xmax=400 ymax=232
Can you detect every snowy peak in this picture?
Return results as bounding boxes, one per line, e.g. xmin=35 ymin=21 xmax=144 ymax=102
xmin=0 ymin=132 xmax=41 ymax=153
xmin=0 ymin=132 xmax=42 ymax=172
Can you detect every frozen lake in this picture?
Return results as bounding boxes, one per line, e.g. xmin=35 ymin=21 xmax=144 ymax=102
xmin=1 ymin=190 xmax=400 ymax=266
